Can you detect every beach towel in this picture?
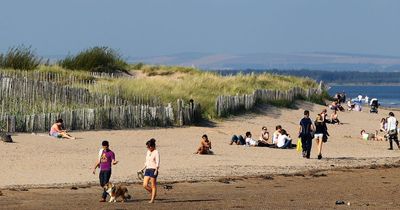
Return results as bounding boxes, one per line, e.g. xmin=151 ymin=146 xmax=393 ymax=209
xmin=296 ymin=138 xmax=302 ymax=152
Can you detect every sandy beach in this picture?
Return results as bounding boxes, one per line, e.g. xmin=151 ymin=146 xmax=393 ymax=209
xmin=2 ymin=102 xmax=400 ymax=189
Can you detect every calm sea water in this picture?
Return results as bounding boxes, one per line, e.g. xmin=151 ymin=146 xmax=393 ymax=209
xmin=328 ymin=85 xmax=400 ymax=108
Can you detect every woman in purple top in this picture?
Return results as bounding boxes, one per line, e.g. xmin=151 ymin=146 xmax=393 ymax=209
xmin=92 ymin=140 xmax=118 ymax=202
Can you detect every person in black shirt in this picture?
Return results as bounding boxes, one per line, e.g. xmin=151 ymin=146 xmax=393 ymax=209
xmin=314 ymin=114 xmax=329 ymax=159
xmin=298 ymin=110 xmax=315 ymax=159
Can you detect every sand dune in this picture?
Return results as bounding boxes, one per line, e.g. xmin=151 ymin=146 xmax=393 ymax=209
xmin=2 ymin=102 xmax=400 ymax=188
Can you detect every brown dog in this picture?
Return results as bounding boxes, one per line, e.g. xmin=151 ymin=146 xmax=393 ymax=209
xmin=103 ymin=182 xmax=131 ymax=202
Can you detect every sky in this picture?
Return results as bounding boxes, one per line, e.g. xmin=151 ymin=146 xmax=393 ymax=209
xmin=0 ymin=0 xmax=399 ymax=57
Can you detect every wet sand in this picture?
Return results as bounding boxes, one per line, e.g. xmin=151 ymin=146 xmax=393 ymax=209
xmin=2 ymin=167 xmax=400 ymax=209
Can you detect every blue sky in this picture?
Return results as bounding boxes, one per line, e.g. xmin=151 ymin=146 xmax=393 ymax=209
xmin=0 ymin=0 xmax=399 ymax=57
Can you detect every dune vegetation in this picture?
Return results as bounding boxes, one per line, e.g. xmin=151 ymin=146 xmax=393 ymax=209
xmin=0 ymin=46 xmax=321 ymax=119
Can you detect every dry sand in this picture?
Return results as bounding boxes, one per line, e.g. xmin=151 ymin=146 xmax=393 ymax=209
xmin=2 ymin=102 xmax=400 ymax=189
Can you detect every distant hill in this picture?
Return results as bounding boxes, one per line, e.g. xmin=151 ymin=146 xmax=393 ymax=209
xmin=127 ymin=52 xmax=400 ymax=72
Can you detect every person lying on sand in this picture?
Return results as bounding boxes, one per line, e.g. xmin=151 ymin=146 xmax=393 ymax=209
xmin=244 ymin=131 xmax=271 ymax=147
xmin=195 ymin=134 xmax=212 ymax=154
xmin=245 ymin=132 xmax=258 ymax=146
xmin=360 ymin=130 xmax=384 ymax=141
xmin=49 ymin=119 xmax=75 ymax=139
xmin=230 ymin=135 xmax=246 ymax=145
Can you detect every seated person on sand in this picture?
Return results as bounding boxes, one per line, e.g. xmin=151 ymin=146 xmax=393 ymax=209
xmin=329 ymin=101 xmax=338 ymax=111
xmin=277 ymin=129 xmax=292 ymax=149
xmin=360 ymin=130 xmax=384 ymax=141
xmin=379 ymin=118 xmax=387 ymax=133
xmin=320 ymin=109 xmax=329 ymax=123
xmin=259 ymin=126 xmax=271 ymax=145
xmin=230 ymin=134 xmax=246 ymax=145
xmin=195 ymin=134 xmax=212 ymax=154
xmin=347 ymin=100 xmax=355 ymax=111
xmin=49 ymin=119 xmax=75 ymax=139
xmin=272 ymin=125 xmax=282 ymax=145
xmin=330 ymin=110 xmax=340 ymax=124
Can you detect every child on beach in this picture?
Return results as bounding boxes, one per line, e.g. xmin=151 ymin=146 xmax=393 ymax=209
xmin=49 ymin=119 xmax=75 ymax=139
xmin=195 ymin=134 xmax=212 ymax=154
xmin=139 ymin=138 xmax=160 ymax=203
xmin=92 ymin=140 xmax=118 ymax=202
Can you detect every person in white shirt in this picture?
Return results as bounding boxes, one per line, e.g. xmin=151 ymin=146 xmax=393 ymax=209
xmin=277 ymin=129 xmax=292 ymax=149
xmin=364 ymin=96 xmax=369 ymax=104
xmin=386 ymin=112 xmax=399 ymax=150
xmin=139 ymin=138 xmax=160 ymax=203
xmin=245 ymin=132 xmax=258 ymax=146
xmin=357 ymin=95 xmax=363 ymax=102
xmin=272 ymin=125 xmax=282 ymax=145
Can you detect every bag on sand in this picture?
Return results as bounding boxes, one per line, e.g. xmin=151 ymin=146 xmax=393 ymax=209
xmin=296 ymin=138 xmax=302 ymax=152
xmin=322 ymin=134 xmax=328 ymax=143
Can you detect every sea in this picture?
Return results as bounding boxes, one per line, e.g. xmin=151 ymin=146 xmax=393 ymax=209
xmin=328 ymin=85 xmax=400 ymax=108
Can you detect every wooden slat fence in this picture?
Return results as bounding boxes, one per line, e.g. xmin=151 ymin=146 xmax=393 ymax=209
xmin=0 ymin=70 xmax=124 ymax=84
xmin=0 ymin=99 xmax=201 ymax=133
xmin=216 ymin=83 xmax=324 ymax=117
xmin=0 ymin=77 xmax=161 ymax=115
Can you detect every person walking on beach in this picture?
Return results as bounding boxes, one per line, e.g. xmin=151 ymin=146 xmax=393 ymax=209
xmin=299 ymin=110 xmax=315 ymax=159
xmin=140 ymin=138 xmax=160 ymax=203
xmin=386 ymin=112 xmax=399 ymax=150
xmin=92 ymin=140 xmax=118 ymax=202
xmin=314 ymin=114 xmax=329 ymax=159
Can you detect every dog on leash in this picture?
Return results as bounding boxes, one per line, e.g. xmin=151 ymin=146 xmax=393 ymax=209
xmin=103 ymin=182 xmax=131 ymax=202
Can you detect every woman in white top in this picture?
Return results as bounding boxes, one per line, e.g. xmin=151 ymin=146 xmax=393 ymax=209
xmin=140 ymin=138 xmax=160 ymax=203
xmin=277 ymin=129 xmax=292 ymax=149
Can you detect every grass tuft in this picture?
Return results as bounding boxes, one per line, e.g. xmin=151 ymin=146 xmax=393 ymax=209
xmin=0 ymin=45 xmax=42 ymax=70
xmin=59 ymin=46 xmax=127 ymax=73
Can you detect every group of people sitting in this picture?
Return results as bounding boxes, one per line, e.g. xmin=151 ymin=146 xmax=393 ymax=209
xmin=321 ymin=109 xmax=340 ymax=125
xmin=229 ymin=125 xmax=294 ymax=149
